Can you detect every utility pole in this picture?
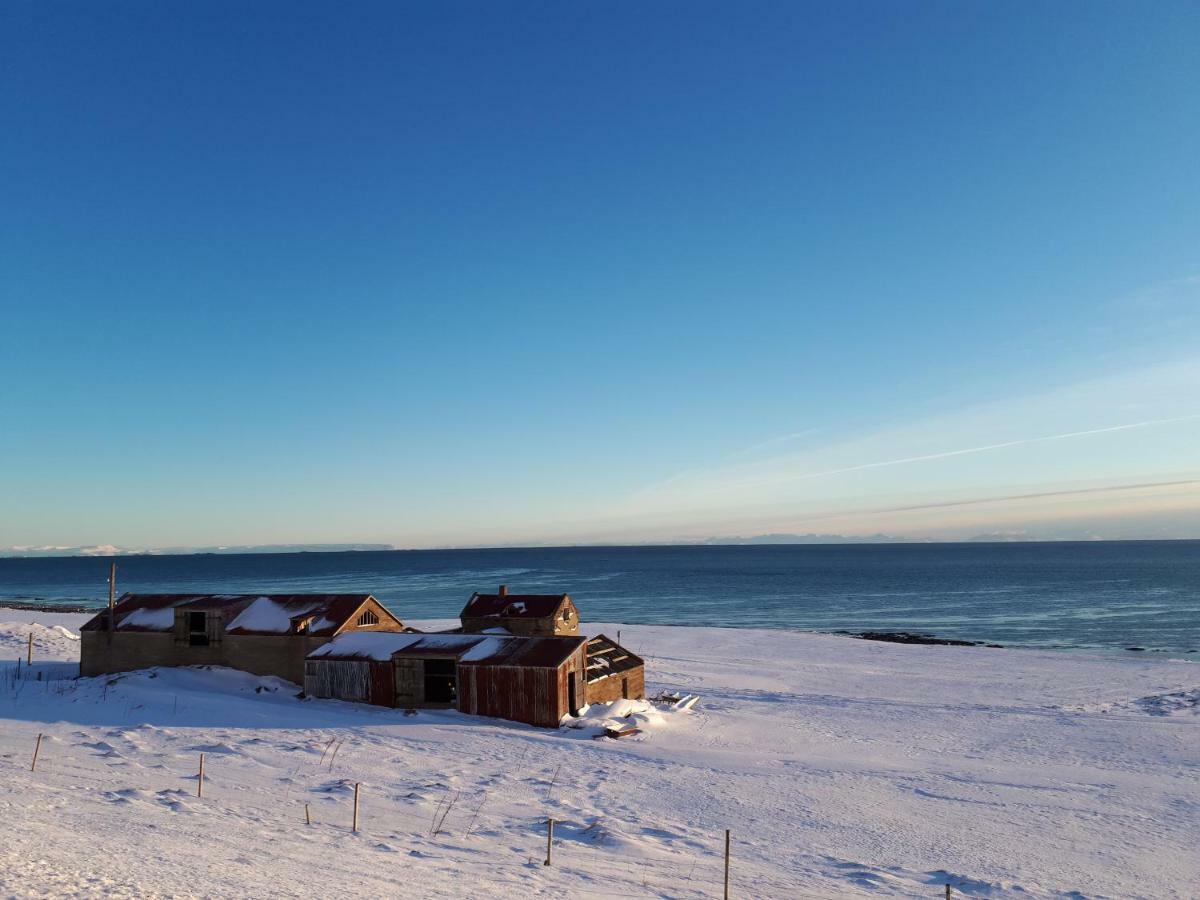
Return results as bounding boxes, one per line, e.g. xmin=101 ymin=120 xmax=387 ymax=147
xmin=108 ymin=562 xmax=117 ymax=638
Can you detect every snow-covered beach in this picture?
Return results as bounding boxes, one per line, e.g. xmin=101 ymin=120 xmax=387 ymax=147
xmin=1 ymin=609 xmax=1197 ymax=899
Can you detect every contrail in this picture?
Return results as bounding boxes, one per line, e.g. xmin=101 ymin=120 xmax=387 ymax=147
xmin=876 ymin=479 xmax=1200 ymax=514
xmin=778 ymin=414 xmax=1200 ymax=485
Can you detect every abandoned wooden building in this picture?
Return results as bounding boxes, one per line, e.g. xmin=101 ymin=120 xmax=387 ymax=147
xmin=304 ymin=631 xmax=589 ymax=727
xmin=584 ymin=634 xmax=646 ymax=703
xmin=79 ymin=593 xmax=405 ymax=683
xmin=459 ymin=585 xmax=580 ymax=636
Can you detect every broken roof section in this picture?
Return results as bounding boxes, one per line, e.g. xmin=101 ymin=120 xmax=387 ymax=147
xmin=460 ymin=591 xmax=569 ymax=619
xmin=585 ymin=634 xmax=644 ymax=684
xmin=310 ymin=631 xmax=586 ymax=668
xmin=80 ymin=593 xmax=399 ymax=637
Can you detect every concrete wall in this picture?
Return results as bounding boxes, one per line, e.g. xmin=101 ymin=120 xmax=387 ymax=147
xmin=392 ymin=655 xmax=459 ymax=708
xmin=80 ymin=598 xmax=404 ymax=684
xmin=585 ymin=666 xmax=646 ymax=704
xmin=81 ymin=630 xmax=332 ymax=686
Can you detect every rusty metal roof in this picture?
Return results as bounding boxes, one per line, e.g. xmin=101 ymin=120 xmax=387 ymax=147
xmin=310 ymin=632 xmax=486 ymax=661
xmin=585 ymin=634 xmax=644 ymax=684
xmin=458 ymin=635 xmax=586 ymax=668
xmin=460 ymin=592 xmax=568 ymax=620
xmin=80 ymin=593 xmax=397 ymax=637
xmin=309 ymin=631 xmax=586 ymax=668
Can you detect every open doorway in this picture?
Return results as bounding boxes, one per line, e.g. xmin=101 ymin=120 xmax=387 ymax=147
xmin=568 ymin=671 xmax=579 ymax=716
xmin=188 ymin=611 xmax=209 ymax=646
xmin=423 ymin=658 xmax=457 ymax=704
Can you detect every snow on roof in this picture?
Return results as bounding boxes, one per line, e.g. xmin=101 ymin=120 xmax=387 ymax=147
xmin=459 ymin=592 xmax=568 ymax=620
xmin=227 ymin=597 xmax=321 ymax=634
xmin=458 ymin=635 xmax=586 ymax=668
xmin=308 ymin=632 xmax=586 ymax=668
xmin=458 ymin=637 xmax=506 ymax=662
xmin=307 ymin=632 xmax=428 ymax=661
xmin=118 ymin=607 xmax=177 ymax=630
xmin=80 ymin=593 xmax=393 ymax=637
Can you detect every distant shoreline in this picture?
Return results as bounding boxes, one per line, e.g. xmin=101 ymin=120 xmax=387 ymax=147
xmin=2 ymin=537 xmax=1199 ymax=561
xmin=0 ymin=600 xmax=105 ymax=614
xmin=2 ymin=603 xmax=1192 ymax=655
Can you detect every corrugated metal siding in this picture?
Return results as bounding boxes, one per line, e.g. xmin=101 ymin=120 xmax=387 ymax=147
xmin=459 ymin=646 xmax=586 ymax=728
xmin=369 ymin=661 xmax=394 ymax=706
xmin=459 ymin=665 xmax=555 ymax=727
xmin=305 ymin=659 xmax=393 ymax=706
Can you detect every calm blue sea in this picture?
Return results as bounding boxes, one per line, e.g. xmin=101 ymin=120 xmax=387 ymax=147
xmin=2 ymin=542 xmax=1198 ymax=654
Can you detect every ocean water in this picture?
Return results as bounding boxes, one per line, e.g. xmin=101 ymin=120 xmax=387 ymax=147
xmin=1 ymin=541 xmax=1198 ymax=654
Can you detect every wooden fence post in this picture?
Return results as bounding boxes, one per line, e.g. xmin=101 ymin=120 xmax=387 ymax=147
xmin=305 ymin=803 xmax=311 ymax=825
xmin=724 ymin=829 xmax=731 ymax=899
xmin=31 ymin=733 xmax=43 ymax=772
xmin=544 ymin=817 xmax=554 ymax=866
xmin=197 ymin=753 xmax=205 ymax=798
xmin=27 ymin=633 xmax=33 ymax=665
xmin=945 ymin=885 xmax=952 ymax=899
xmin=352 ymin=782 xmax=361 ymax=832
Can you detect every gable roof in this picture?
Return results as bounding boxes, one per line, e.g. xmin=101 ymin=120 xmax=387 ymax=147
xmin=585 ymin=634 xmax=644 ymax=684
xmin=309 ymin=631 xmax=586 ymax=669
xmin=80 ymin=593 xmax=399 ymax=637
xmin=460 ymin=592 xmax=569 ymax=620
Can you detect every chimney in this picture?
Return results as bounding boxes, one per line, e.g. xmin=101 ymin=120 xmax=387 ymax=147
xmin=498 ymin=584 xmax=508 ymax=597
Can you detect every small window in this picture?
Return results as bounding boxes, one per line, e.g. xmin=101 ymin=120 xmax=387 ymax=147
xmin=562 ymin=608 xmax=573 ymax=622
xmin=356 ymin=610 xmax=379 ymax=627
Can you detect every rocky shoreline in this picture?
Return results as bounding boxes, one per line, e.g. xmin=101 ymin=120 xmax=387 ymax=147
xmin=836 ymin=630 xmax=1004 ymax=648
xmin=0 ymin=600 xmax=104 ymax=614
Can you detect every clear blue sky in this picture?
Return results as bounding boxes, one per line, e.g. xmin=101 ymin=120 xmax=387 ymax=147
xmin=3 ymin=2 xmax=1199 ymax=550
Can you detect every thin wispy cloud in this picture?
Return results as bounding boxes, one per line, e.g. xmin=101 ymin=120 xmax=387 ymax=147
xmin=612 ymin=356 xmax=1200 ymax=546
xmin=729 ymin=427 xmax=825 ymax=459
xmin=873 ymin=479 xmax=1200 ymax=515
xmin=759 ymin=414 xmax=1200 ymax=489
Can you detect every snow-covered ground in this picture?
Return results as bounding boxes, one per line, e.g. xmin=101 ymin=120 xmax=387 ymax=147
xmin=1 ymin=611 xmax=1197 ymax=899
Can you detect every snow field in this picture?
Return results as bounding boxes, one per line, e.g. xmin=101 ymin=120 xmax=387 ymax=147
xmin=1 ymin=614 xmax=1198 ymax=898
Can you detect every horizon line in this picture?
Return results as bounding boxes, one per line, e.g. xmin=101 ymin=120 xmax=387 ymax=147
xmin=3 ymin=534 xmax=1200 ymax=561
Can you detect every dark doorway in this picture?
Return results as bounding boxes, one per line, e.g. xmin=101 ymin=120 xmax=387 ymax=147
xmin=423 ymin=658 xmax=457 ymax=704
xmin=568 ymin=671 xmax=579 ymax=716
xmin=622 ymin=677 xmax=629 ymax=700
xmin=188 ymin=611 xmax=209 ymax=646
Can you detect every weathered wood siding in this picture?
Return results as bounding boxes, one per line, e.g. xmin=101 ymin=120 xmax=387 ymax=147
xmin=394 ymin=658 xmax=422 ymax=706
xmin=458 ymin=646 xmax=586 ymax=728
xmin=304 ymin=659 xmax=393 ymax=706
xmin=585 ymin=666 xmax=646 ymax=704
xmin=337 ymin=596 xmax=405 ymax=633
